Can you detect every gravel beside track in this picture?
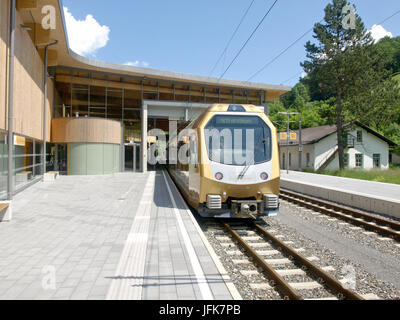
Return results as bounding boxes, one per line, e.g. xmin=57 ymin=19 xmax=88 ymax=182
xmin=264 ymin=200 xmax=400 ymax=299
xmin=281 ymin=199 xmax=400 ymax=260
xmin=199 ymin=208 xmax=400 ymax=299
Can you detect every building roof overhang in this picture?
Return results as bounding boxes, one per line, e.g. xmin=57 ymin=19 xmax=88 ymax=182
xmin=18 ymin=0 xmax=291 ymax=98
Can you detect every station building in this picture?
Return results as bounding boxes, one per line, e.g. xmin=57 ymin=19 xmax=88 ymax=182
xmin=0 ymin=0 xmax=290 ymax=200
xmin=278 ymin=122 xmax=397 ymax=171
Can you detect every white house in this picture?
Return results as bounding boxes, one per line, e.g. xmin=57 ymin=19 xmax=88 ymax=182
xmin=278 ymin=122 xmax=397 ymax=171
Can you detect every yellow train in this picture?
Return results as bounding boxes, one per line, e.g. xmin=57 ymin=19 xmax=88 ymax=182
xmin=168 ymin=104 xmax=280 ymax=219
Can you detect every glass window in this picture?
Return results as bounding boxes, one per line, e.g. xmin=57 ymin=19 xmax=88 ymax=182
xmin=205 ymin=115 xmax=272 ymax=166
xmin=107 ymin=89 xmax=123 ymax=120
xmin=72 ymin=84 xmax=89 ymax=118
xmin=357 ymin=130 xmax=363 ymax=143
xmin=344 ymin=153 xmax=349 ymax=167
xmin=0 ymin=131 xmax=7 ymax=200
xmin=355 ymin=154 xmax=363 ymax=168
xmin=54 ymin=81 xmax=72 ymax=118
xmin=13 ymin=137 xmax=42 ymax=192
xmin=373 ymin=154 xmax=381 ymax=168
xmin=34 ymin=141 xmax=43 ymax=176
xmin=89 ymin=85 xmax=106 ymax=118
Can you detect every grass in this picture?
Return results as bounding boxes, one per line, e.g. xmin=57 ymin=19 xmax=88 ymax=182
xmin=303 ymin=166 xmax=400 ymax=185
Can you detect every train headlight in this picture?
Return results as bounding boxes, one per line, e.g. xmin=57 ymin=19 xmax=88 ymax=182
xmin=215 ymin=172 xmax=224 ymax=181
xmin=260 ymin=172 xmax=269 ymax=181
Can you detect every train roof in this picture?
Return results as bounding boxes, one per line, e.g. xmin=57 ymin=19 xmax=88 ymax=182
xmin=205 ymin=104 xmax=264 ymax=113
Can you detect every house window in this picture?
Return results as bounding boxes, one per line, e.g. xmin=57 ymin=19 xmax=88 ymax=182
xmin=344 ymin=153 xmax=349 ymax=167
xmin=343 ymin=133 xmax=348 ymax=147
xmin=373 ymin=154 xmax=381 ymax=168
xmin=357 ymin=130 xmax=363 ymax=143
xmin=306 ymin=153 xmax=310 ymax=167
xmin=355 ymin=154 xmax=363 ymax=168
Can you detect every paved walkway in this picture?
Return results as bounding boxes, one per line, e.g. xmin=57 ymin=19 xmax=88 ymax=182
xmin=0 ymin=171 xmax=233 ymax=300
xmin=281 ymin=171 xmax=400 ymax=201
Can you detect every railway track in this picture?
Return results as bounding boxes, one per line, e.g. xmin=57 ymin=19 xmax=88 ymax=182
xmin=280 ymin=188 xmax=400 ymax=242
xmin=218 ymin=221 xmax=364 ymax=300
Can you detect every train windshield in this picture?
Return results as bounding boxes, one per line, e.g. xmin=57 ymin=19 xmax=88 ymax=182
xmin=204 ymin=115 xmax=272 ymax=166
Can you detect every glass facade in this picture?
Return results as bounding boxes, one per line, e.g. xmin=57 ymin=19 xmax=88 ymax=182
xmin=13 ymin=136 xmax=44 ymax=192
xmin=53 ymin=67 xmax=264 ymax=144
xmin=52 ymin=67 xmax=265 ymax=174
xmin=68 ymin=143 xmax=120 ymax=175
xmin=0 ymin=131 xmax=7 ymax=200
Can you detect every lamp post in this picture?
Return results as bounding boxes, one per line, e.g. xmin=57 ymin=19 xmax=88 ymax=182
xmin=299 ymin=117 xmax=302 ymax=171
xmin=278 ymin=112 xmax=299 ymax=174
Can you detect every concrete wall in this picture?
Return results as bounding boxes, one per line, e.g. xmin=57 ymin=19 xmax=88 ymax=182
xmin=0 ymin=2 xmax=53 ymax=141
xmin=315 ymin=133 xmax=338 ymax=170
xmin=68 ymin=143 xmax=120 ymax=175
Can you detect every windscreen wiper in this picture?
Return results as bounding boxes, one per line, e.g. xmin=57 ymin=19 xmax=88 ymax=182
xmin=237 ymin=160 xmax=253 ymax=180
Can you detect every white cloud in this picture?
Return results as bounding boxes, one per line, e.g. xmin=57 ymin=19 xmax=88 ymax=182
xmin=369 ymin=24 xmax=393 ymax=43
xmin=63 ymin=7 xmax=110 ymax=56
xmin=124 ymin=61 xmax=150 ymax=68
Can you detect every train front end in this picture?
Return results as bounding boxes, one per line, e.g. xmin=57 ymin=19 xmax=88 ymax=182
xmin=197 ymin=104 xmax=280 ymax=219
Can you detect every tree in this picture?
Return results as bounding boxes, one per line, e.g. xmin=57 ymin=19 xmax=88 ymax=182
xmin=281 ymin=83 xmax=310 ymax=110
xmin=301 ymin=0 xmax=400 ymax=169
xmin=375 ymin=36 xmax=400 ymax=74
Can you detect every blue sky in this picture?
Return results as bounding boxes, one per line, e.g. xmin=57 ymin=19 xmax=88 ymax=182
xmin=62 ymin=0 xmax=400 ymax=87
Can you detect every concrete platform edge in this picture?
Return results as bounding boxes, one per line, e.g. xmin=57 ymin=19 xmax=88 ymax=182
xmin=163 ymin=170 xmax=242 ymax=300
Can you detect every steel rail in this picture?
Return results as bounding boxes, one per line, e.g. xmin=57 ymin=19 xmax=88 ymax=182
xmin=280 ymin=189 xmax=400 ymax=231
xmin=280 ymin=189 xmax=400 ymax=241
xmin=222 ymin=222 xmax=303 ymax=300
xmin=251 ymin=222 xmax=364 ymax=300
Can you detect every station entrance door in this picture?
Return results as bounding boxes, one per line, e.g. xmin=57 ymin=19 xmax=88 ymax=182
xmin=125 ymin=143 xmax=141 ymax=172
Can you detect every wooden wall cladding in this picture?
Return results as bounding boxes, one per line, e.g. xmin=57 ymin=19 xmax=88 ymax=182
xmin=51 ymin=118 xmax=121 ymax=144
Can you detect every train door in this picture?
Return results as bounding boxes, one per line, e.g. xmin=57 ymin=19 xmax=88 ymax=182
xmin=188 ymin=131 xmax=200 ymax=204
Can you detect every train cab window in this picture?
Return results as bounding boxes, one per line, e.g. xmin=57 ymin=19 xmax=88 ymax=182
xmin=204 ymin=115 xmax=272 ymax=165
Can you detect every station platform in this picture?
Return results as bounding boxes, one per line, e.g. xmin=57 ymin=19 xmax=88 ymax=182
xmin=0 ymin=170 xmax=238 ymax=300
xmin=281 ymin=171 xmax=400 ymax=219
